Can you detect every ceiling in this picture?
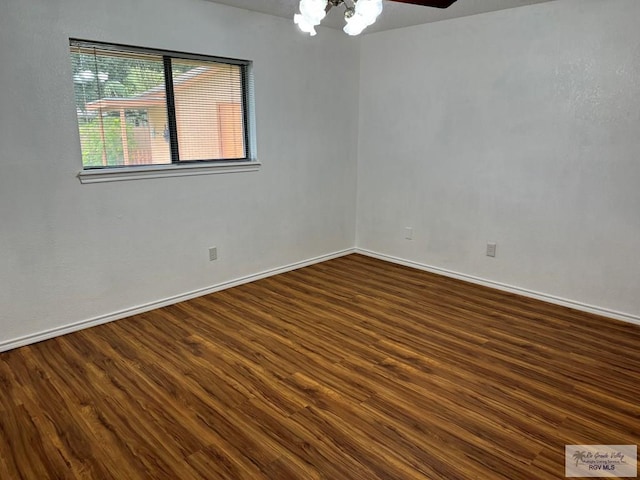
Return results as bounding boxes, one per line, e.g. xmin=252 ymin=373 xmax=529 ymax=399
xmin=204 ymin=0 xmax=556 ymax=34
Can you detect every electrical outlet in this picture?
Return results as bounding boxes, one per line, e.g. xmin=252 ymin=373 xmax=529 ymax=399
xmin=209 ymin=246 xmax=218 ymax=261
xmin=405 ymin=227 xmax=413 ymax=240
xmin=486 ymin=242 xmax=497 ymax=258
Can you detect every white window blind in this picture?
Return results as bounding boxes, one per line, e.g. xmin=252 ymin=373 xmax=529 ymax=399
xmin=70 ymin=40 xmax=251 ymax=169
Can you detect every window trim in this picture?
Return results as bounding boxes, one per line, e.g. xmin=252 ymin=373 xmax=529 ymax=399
xmin=70 ymin=39 xmax=258 ymax=181
xmin=77 ymin=161 xmax=261 ymax=184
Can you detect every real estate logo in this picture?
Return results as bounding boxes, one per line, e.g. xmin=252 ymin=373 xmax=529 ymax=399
xmin=565 ymin=445 xmax=637 ymax=477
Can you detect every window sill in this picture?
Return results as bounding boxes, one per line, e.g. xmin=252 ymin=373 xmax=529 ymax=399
xmin=77 ymin=161 xmax=261 ymax=184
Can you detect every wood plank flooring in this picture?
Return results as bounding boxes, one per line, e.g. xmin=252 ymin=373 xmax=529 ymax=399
xmin=1 ymin=254 xmax=639 ymax=479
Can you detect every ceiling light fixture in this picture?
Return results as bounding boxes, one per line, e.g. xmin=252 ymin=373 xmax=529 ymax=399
xmin=294 ymin=0 xmax=384 ymax=37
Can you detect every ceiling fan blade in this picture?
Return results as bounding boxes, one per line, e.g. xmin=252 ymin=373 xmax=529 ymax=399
xmin=389 ymin=0 xmax=458 ymax=8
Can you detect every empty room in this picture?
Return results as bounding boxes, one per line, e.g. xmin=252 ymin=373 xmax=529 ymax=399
xmin=1 ymin=0 xmax=639 ymax=478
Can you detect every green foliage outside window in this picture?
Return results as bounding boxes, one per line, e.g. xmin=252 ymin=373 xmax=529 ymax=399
xmin=78 ymin=117 xmax=135 ymax=167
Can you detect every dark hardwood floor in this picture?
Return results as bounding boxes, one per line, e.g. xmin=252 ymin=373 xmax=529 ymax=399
xmin=1 ymin=254 xmax=639 ymax=479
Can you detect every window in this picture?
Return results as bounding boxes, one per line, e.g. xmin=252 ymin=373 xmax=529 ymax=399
xmin=70 ymin=40 xmax=255 ymax=176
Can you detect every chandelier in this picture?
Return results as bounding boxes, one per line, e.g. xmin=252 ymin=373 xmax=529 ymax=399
xmin=294 ymin=0 xmax=384 ymax=37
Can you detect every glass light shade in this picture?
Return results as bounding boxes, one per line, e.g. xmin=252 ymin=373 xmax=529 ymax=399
xmin=354 ymin=0 xmax=383 ymax=26
xmin=294 ymin=13 xmax=318 ymax=36
xmin=295 ymin=0 xmax=327 ymax=36
xmin=299 ymin=0 xmax=327 ymax=23
xmin=294 ymin=0 xmax=383 ymax=37
xmin=343 ymin=15 xmax=368 ymax=35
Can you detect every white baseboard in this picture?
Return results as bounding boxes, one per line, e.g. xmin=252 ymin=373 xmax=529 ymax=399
xmin=0 ymin=248 xmax=355 ymax=353
xmin=356 ymin=248 xmax=640 ymax=327
xmin=4 ymin=246 xmax=637 ymax=353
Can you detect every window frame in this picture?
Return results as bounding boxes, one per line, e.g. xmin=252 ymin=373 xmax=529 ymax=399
xmin=70 ymin=39 xmax=259 ymax=183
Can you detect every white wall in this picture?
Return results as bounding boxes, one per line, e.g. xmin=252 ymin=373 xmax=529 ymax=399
xmin=3 ymin=0 xmax=639 ymax=350
xmin=356 ymin=0 xmax=640 ymax=319
xmin=0 ymin=0 xmax=360 ymax=348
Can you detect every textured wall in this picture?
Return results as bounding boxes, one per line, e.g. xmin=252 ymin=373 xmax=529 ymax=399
xmin=357 ymin=0 xmax=640 ymax=319
xmin=3 ymin=0 xmax=639 ymax=349
xmin=0 ymin=0 xmax=360 ymax=347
